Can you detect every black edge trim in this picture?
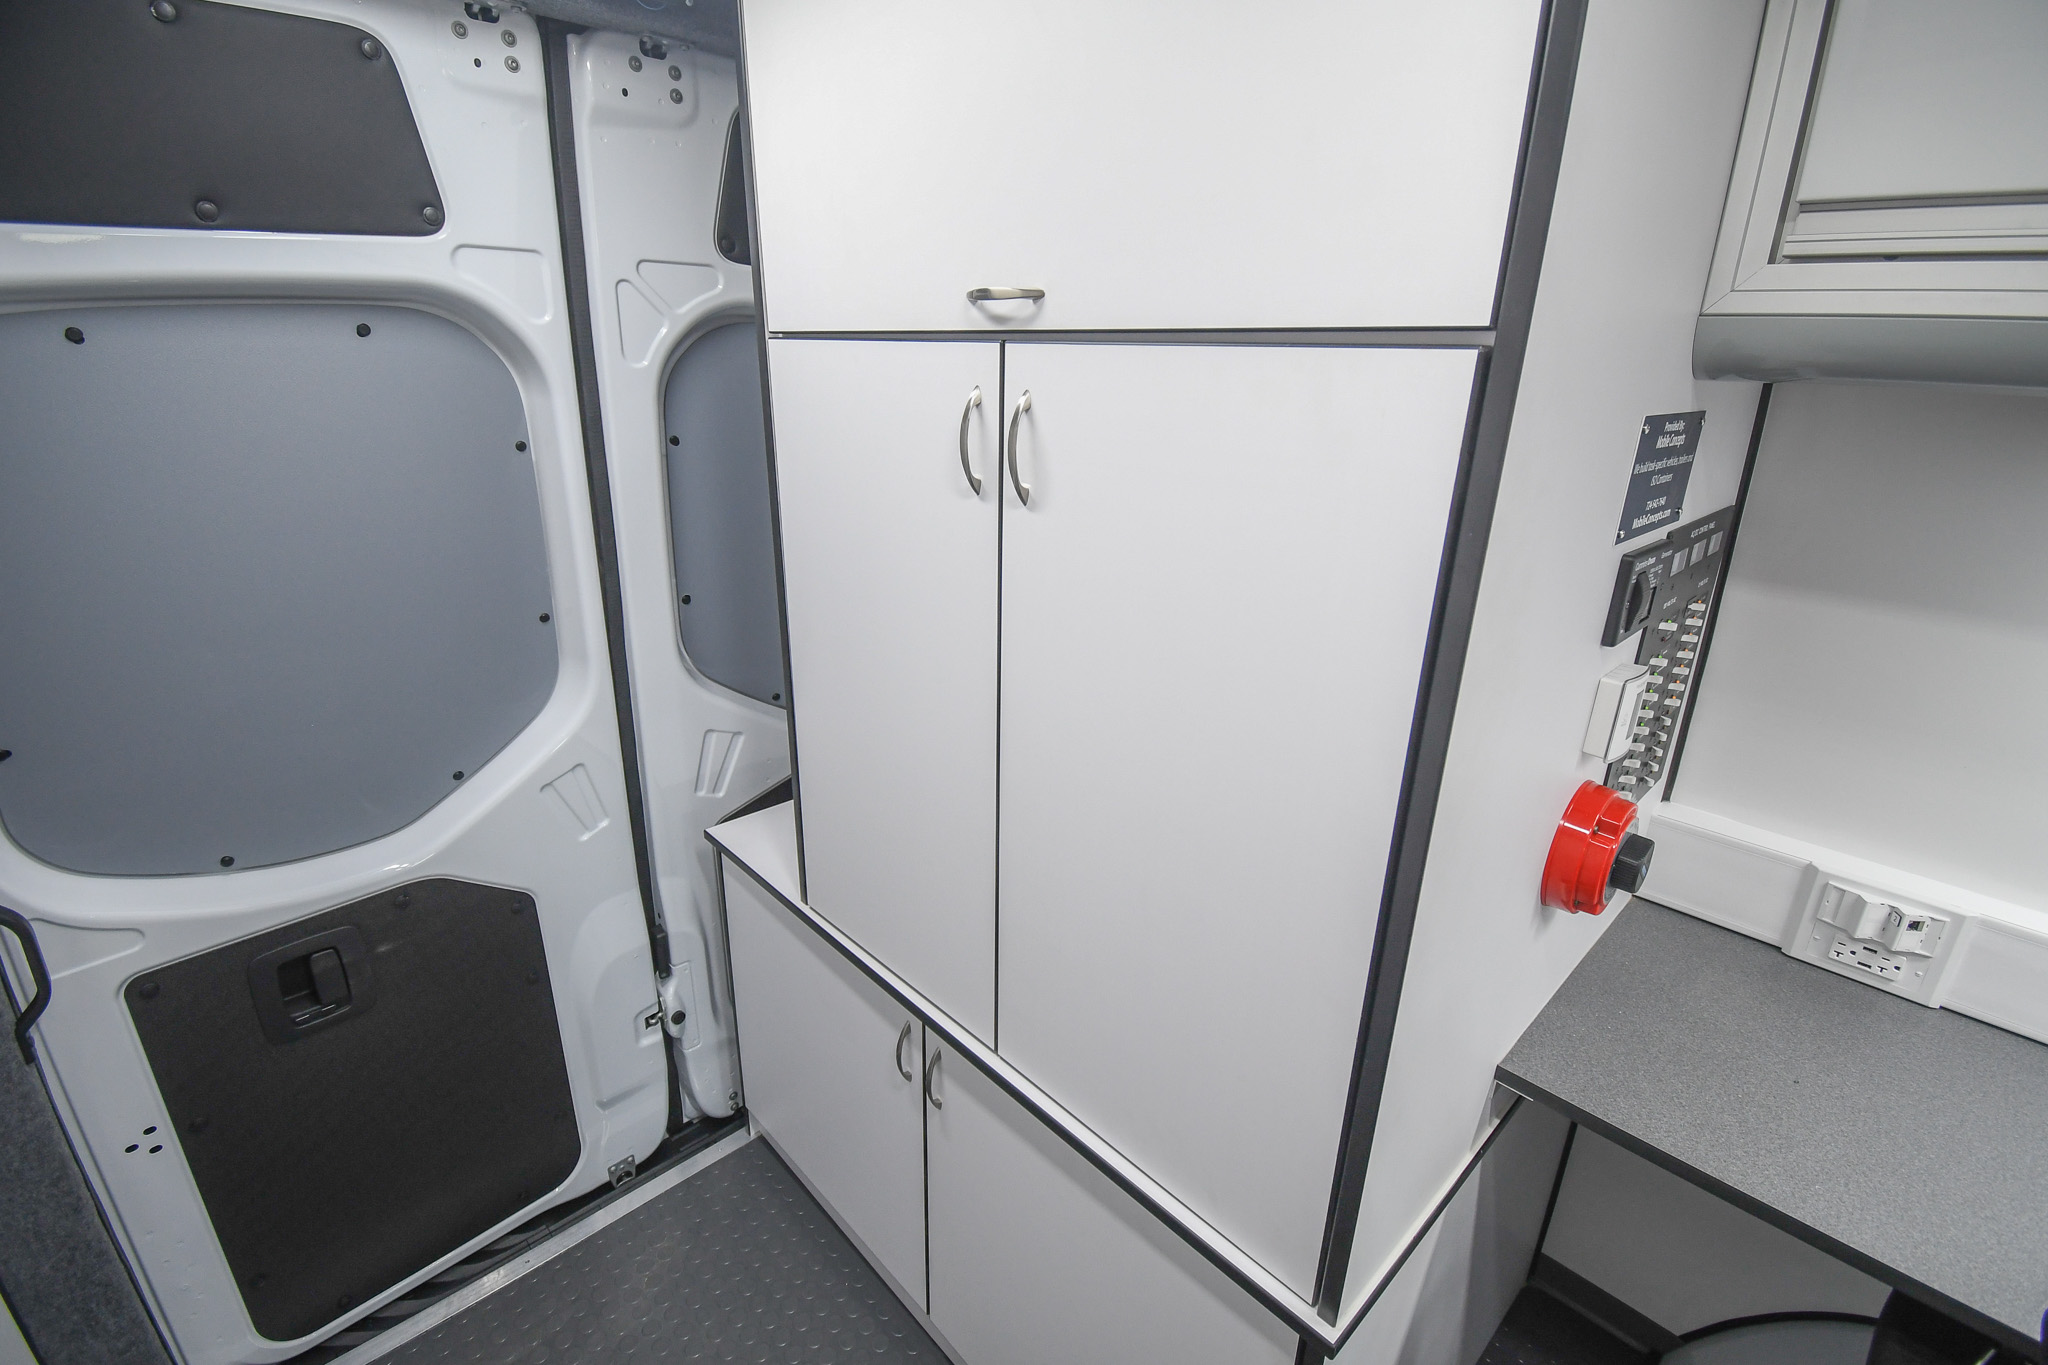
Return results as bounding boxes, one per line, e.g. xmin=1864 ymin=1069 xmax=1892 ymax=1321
xmin=710 ymin=823 xmax=1525 ymax=1353
xmin=1494 ymin=1072 xmax=2045 ymax=1362
xmin=1309 ymin=0 xmax=1589 ymax=1320
xmin=722 ymin=776 xmax=795 ymax=825
xmin=538 ymin=20 xmax=669 ymax=972
xmin=1662 ymin=383 xmax=1770 ymax=797
xmin=1529 ymin=1253 xmax=1686 ymax=1356
xmin=731 ymin=5 xmax=808 ymax=902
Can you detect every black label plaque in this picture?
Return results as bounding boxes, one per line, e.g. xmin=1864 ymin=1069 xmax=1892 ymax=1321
xmin=1615 ymin=411 xmax=1704 ymax=543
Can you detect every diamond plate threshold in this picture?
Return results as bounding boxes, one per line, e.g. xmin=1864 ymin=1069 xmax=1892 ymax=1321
xmin=324 ymin=1131 xmax=941 ymax=1364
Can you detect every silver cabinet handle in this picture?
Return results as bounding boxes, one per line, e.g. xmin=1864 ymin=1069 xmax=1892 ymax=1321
xmin=967 ymin=286 xmax=1044 ymax=303
xmin=1005 ymin=390 xmax=1033 ymax=506
xmin=922 ymin=1045 xmax=943 ymax=1109
xmin=895 ymin=1021 xmax=914 ymax=1082
xmin=958 ymin=386 xmax=983 ymax=495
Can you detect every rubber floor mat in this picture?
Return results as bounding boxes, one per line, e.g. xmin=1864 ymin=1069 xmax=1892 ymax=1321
xmin=378 ymin=1139 xmax=940 ymax=1362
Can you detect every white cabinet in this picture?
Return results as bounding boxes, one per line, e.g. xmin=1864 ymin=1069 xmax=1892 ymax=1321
xmin=1697 ymin=0 xmax=2048 ymax=385
xmin=769 ymin=339 xmax=1000 ymax=1043
xmin=723 ymin=865 xmax=927 ymax=1304
xmin=742 ymin=0 xmax=1543 ymax=333
xmin=995 ymin=343 xmax=1478 ymax=1296
xmin=923 ymin=1041 xmax=1298 ymax=1365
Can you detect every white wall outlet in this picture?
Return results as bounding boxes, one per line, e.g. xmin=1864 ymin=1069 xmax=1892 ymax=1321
xmin=1583 ymin=663 xmax=1653 ymax=764
xmin=1785 ymin=875 xmax=1964 ymax=1006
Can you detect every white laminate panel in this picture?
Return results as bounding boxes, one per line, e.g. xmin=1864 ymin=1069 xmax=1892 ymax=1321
xmin=769 ymin=339 xmax=1001 ymax=1042
xmin=742 ymin=0 xmax=1543 ymax=332
xmin=923 ymin=1041 xmax=1297 ymax=1365
xmin=996 ymin=342 xmax=1478 ymax=1296
xmin=722 ymin=862 xmax=927 ymax=1304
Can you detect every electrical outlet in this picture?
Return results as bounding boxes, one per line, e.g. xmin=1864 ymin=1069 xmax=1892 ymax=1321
xmin=1784 ymin=875 xmax=1964 ymax=1006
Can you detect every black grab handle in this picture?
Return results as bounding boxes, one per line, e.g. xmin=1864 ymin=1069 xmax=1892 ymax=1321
xmin=0 ymin=907 xmax=52 ymax=1065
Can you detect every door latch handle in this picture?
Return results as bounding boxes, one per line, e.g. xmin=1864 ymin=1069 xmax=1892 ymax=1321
xmin=0 ymin=906 xmax=52 ymax=1065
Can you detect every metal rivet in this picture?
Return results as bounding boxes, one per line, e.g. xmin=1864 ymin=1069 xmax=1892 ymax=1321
xmin=193 ymin=199 xmax=219 ymax=223
xmin=680 ymin=594 xmax=691 ymax=604
xmin=772 ymin=692 xmax=782 ymax=702
xmin=668 ymin=64 xmax=680 ymax=80
xmin=138 ymin=981 xmax=160 ymax=1000
xmin=452 ymin=771 xmax=464 ymax=781
xmin=669 ymin=88 xmax=682 ymax=104
xmin=500 ymin=28 xmax=516 ymax=46
xmin=359 ymin=36 xmax=381 ymax=60
xmin=514 ymin=439 xmax=527 ymax=451
xmin=355 ymin=322 xmax=371 ymax=337
xmin=149 ymin=0 xmax=177 ymax=20
xmin=628 ymin=54 xmax=642 ymax=71
xmin=219 ymin=854 xmax=234 ymax=866
xmin=63 ymin=328 xmax=83 ymax=344
xmin=668 ymin=434 xmax=679 ymax=446
xmin=504 ymin=55 xmax=519 ymax=72
xmin=421 ymin=204 xmax=443 ymax=226
xmin=538 ymin=613 xmax=550 ymax=623
xmin=451 ymin=19 xmax=467 ymax=37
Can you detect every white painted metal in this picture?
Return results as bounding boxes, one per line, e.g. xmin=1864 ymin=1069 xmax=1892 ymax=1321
xmin=0 ymin=5 xmax=666 ymax=1360
xmin=565 ymin=30 xmax=787 ymax=1117
xmin=741 ymin=0 xmax=1543 ymax=333
xmin=922 ymin=1037 xmax=1299 ymax=1365
xmin=722 ymin=865 xmax=928 ymax=1303
xmin=1339 ymin=1 xmax=1767 ymax=1323
xmin=769 ymin=339 xmax=1001 ymax=1042
xmin=995 ymin=342 xmax=1476 ymax=1297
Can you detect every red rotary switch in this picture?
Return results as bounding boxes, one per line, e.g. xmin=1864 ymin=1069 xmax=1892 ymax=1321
xmin=1541 ymin=781 xmax=1653 ymax=915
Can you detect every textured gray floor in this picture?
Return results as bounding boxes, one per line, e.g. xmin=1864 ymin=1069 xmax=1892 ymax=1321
xmin=1500 ymin=901 xmax=2048 ymax=1349
xmin=380 ymin=1139 xmax=940 ymax=1363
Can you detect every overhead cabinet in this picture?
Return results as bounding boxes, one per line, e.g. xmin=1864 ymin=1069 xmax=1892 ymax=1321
xmin=743 ymin=0 xmax=1545 ymax=332
xmin=1697 ymin=0 xmax=2048 ymax=385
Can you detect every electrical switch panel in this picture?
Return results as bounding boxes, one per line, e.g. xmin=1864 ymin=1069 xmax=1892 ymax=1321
xmin=1784 ymin=877 xmax=1962 ymax=1006
xmin=1600 ymin=505 xmax=1735 ymax=799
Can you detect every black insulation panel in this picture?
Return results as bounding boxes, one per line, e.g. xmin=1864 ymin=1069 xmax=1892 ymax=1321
xmin=0 ymin=0 xmax=443 ymax=235
xmin=125 ymin=879 xmax=581 ymax=1342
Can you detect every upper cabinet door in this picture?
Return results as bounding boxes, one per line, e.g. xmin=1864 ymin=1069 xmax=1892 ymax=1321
xmin=995 ymin=343 xmax=1479 ymax=1298
xmin=769 ymin=338 xmax=1001 ymax=1043
xmin=743 ymin=1 xmax=1544 ymax=333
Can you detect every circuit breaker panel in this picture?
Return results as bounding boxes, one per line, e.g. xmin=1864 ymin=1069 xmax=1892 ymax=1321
xmin=1601 ymin=506 xmax=1735 ymax=799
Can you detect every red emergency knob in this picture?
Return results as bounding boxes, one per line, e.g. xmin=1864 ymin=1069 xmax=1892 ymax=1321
xmin=1541 ymin=781 xmax=1653 ymax=915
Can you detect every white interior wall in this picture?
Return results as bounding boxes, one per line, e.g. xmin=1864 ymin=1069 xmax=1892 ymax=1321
xmin=1677 ymin=381 xmax=2048 ymax=914
xmin=1342 ymin=0 xmax=1766 ymax=1320
xmin=1542 ymin=1130 xmax=1890 ymax=1334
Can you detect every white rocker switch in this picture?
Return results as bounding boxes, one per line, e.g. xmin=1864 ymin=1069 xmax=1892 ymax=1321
xmin=1582 ymin=664 xmax=1652 ymax=764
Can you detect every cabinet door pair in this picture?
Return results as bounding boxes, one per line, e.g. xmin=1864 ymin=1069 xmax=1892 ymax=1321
xmin=723 ymin=867 xmax=1299 ymax=1365
xmin=771 ymin=338 xmax=1479 ymax=1297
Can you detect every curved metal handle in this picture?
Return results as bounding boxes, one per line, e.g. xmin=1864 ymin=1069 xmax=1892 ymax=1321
xmin=967 ymin=286 xmax=1045 ymax=303
xmin=957 ymin=386 xmax=983 ymax=495
xmin=895 ymin=1021 xmax=915 ymax=1082
xmin=922 ymin=1044 xmax=943 ymax=1109
xmin=1005 ymin=390 xmax=1033 ymax=507
xmin=0 ymin=907 xmax=52 ymax=1066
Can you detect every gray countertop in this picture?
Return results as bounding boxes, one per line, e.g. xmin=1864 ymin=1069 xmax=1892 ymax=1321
xmin=1499 ymin=900 xmax=2048 ymax=1357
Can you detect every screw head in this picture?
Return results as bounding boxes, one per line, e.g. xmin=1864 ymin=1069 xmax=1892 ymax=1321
xmin=451 ymin=19 xmax=467 ymax=37
xmin=504 ymin=54 xmax=519 ymax=72
xmin=538 ymin=612 xmax=550 ymax=623
xmin=452 ymin=770 xmax=464 ymax=781
xmin=193 ymin=198 xmax=219 ymax=223
xmin=628 ymin=54 xmax=642 ymax=71
xmin=355 ymin=322 xmax=371 ymax=337
xmin=421 ymin=204 xmax=443 ymax=226
xmin=63 ymin=327 xmax=83 ymax=344
xmin=219 ymin=854 xmax=234 ymax=866
xmin=149 ymin=0 xmax=177 ymax=20
xmin=500 ymin=28 xmax=516 ymax=46
xmin=668 ymin=64 xmax=681 ymax=80
xmin=138 ymin=981 xmax=160 ymax=1000
xmin=669 ymin=1009 xmax=685 ymax=1026
xmin=669 ymin=88 xmax=683 ymax=104
xmin=359 ymin=36 xmax=381 ymax=59
xmin=514 ymin=439 xmax=527 ymax=451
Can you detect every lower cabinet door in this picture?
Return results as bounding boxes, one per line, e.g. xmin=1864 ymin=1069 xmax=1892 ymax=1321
xmin=722 ymin=862 xmax=927 ymax=1305
xmin=924 ymin=1041 xmax=1298 ymax=1365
